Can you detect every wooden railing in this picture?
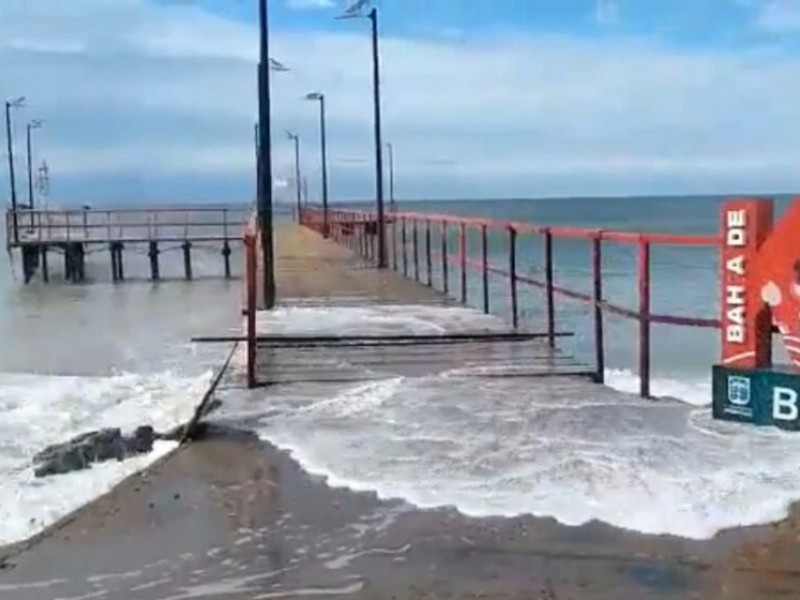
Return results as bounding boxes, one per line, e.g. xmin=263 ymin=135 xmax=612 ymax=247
xmin=300 ymin=204 xmax=720 ymax=398
xmin=6 ymin=206 xmax=250 ymax=246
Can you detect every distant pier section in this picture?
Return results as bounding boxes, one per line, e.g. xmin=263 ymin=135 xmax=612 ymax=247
xmin=5 ymin=206 xmax=250 ymax=283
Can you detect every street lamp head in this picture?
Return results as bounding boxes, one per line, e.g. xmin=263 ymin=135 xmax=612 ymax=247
xmin=337 ymin=0 xmax=372 ymax=19
xmin=7 ymin=96 xmax=26 ymax=108
xmin=269 ymin=57 xmax=290 ymax=72
xmin=304 ymin=92 xmax=323 ymax=101
xmin=286 ymin=130 xmax=297 ymax=140
xmin=30 ymin=119 xmax=43 ymax=129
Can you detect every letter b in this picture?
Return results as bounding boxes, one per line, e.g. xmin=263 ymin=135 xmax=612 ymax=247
xmin=773 ymin=387 xmax=799 ymax=421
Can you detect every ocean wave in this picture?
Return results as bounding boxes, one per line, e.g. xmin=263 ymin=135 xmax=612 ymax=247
xmin=250 ymin=369 xmax=800 ymax=540
xmin=0 ymin=369 xmax=211 ymax=545
xmin=604 ymin=368 xmax=711 ymax=406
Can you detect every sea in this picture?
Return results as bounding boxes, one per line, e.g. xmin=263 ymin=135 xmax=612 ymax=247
xmin=1 ymin=195 xmax=798 ymax=546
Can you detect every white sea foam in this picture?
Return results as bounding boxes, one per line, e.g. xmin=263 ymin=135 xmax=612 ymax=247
xmin=0 ymin=370 xmax=211 ymax=545
xmin=256 ymin=304 xmax=509 ymax=337
xmin=233 ymin=303 xmax=800 ymax=540
xmin=605 ymin=368 xmax=712 ymax=406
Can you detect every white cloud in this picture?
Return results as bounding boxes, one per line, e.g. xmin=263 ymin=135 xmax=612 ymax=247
xmin=755 ymin=0 xmax=800 ymax=32
xmin=286 ymin=0 xmax=335 ymax=10
xmin=3 ymin=0 xmax=800 ymax=204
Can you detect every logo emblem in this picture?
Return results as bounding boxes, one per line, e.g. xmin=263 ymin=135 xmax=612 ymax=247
xmin=728 ymin=376 xmax=751 ymax=406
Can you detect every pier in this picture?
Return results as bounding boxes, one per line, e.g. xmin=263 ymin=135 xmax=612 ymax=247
xmin=5 ymin=205 xmax=249 ymax=283
xmin=2 ymin=208 xmax=800 ymax=599
xmin=239 ymin=204 xmax=719 ymax=398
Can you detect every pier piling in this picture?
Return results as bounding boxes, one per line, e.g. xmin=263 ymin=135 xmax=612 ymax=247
xmin=148 ymin=241 xmax=160 ymax=281
xmin=75 ymin=244 xmax=86 ymax=282
xmin=40 ymin=245 xmax=48 ymax=283
xmin=116 ymin=243 xmax=125 ymax=281
xmin=22 ymin=246 xmax=38 ymax=284
xmin=110 ymin=243 xmax=124 ymax=282
xmin=222 ymin=240 xmax=232 ymax=279
xmin=64 ymin=246 xmax=73 ymax=282
xmin=182 ymin=241 xmax=193 ymax=280
xmin=110 ymin=243 xmax=119 ymax=282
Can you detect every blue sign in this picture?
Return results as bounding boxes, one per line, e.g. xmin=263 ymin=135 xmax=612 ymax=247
xmin=713 ymin=365 xmax=800 ymax=431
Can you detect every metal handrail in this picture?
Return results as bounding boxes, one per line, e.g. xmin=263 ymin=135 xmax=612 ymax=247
xmin=299 ymin=205 xmax=721 ymax=398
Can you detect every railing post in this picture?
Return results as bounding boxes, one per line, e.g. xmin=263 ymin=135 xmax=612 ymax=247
xmin=592 ymin=235 xmax=605 ymax=384
xmin=481 ymin=224 xmax=489 ymax=314
xmin=441 ymin=221 xmax=449 ymax=294
xmin=544 ymin=229 xmax=555 ymax=347
xmin=392 ymin=215 xmax=398 ymax=271
xmin=412 ymin=218 xmax=420 ymax=282
xmin=638 ymin=239 xmax=651 ymax=398
xmin=401 ymin=217 xmax=408 ymax=277
xmin=369 ymin=218 xmax=376 ymax=262
xmin=509 ymin=226 xmax=518 ymax=328
xmin=425 ymin=219 xmax=433 ymax=287
xmin=360 ymin=218 xmax=367 ymax=259
xmin=246 ymin=235 xmax=257 ymax=389
xmin=350 ymin=214 xmax=356 ymax=250
xmin=459 ymin=223 xmax=467 ymax=304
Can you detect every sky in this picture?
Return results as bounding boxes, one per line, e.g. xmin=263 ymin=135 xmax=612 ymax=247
xmin=4 ymin=0 xmax=800 ymax=204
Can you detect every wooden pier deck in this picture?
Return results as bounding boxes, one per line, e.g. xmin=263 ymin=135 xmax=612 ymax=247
xmin=250 ymin=224 xmax=595 ymax=388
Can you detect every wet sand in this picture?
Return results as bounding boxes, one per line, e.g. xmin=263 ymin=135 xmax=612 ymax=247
xmin=0 ymin=424 xmax=798 ymax=599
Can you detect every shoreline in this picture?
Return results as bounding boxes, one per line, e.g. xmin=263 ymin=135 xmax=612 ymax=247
xmin=0 ymin=424 xmax=798 ymax=599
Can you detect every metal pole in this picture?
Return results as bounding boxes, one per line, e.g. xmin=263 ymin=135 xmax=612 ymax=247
xmin=257 ymin=0 xmax=276 ymax=309
xmin=319 ymin=95 xmax=329 ymax=238
xmin=387 ymin=142 xmax=395 ymax=212
xmin=254 ymin=121 xmax=260 ymax=211
xmin=26 ymin=123 xmax=34 ymax=210
xmin=254 ymin=122 xmax=259 ymax=164
xmin=5 ymin=103 xmax=18 ymax=244
xmin=293 ymin=135 xmax=301 ymax=216
xmin=370 ymin=8 xmax=387 ymax=268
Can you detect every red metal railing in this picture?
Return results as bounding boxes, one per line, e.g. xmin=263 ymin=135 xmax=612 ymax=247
xmin=300 ymin=205 xmax=720 ymax=398
xmin=243 ymin=214 xmax=258 ymax=389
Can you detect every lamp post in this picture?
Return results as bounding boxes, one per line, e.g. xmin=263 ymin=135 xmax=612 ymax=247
xmin=254 ymin=54 xmax=289 ymax=304
xmin=286 ymin=131 xmax=302 ymax=219
xmin=256 ymin=0 xmax=276 ymax=308
xmin=304 ymin=92 xmax=329 ymax=238
xmin=5 ymin=96 xmax=25 ymax=245
xmin=386 ymin=142 xmax=395 ymax=212
xmin=337 ymin=0 xmax=387 ymax=268
xmin=26 ymin=119 xmax=43 ymax=210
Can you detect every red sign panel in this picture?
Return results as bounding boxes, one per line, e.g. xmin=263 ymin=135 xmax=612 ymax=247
xmin=720 ymin=197 xmax=800 ymax=369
